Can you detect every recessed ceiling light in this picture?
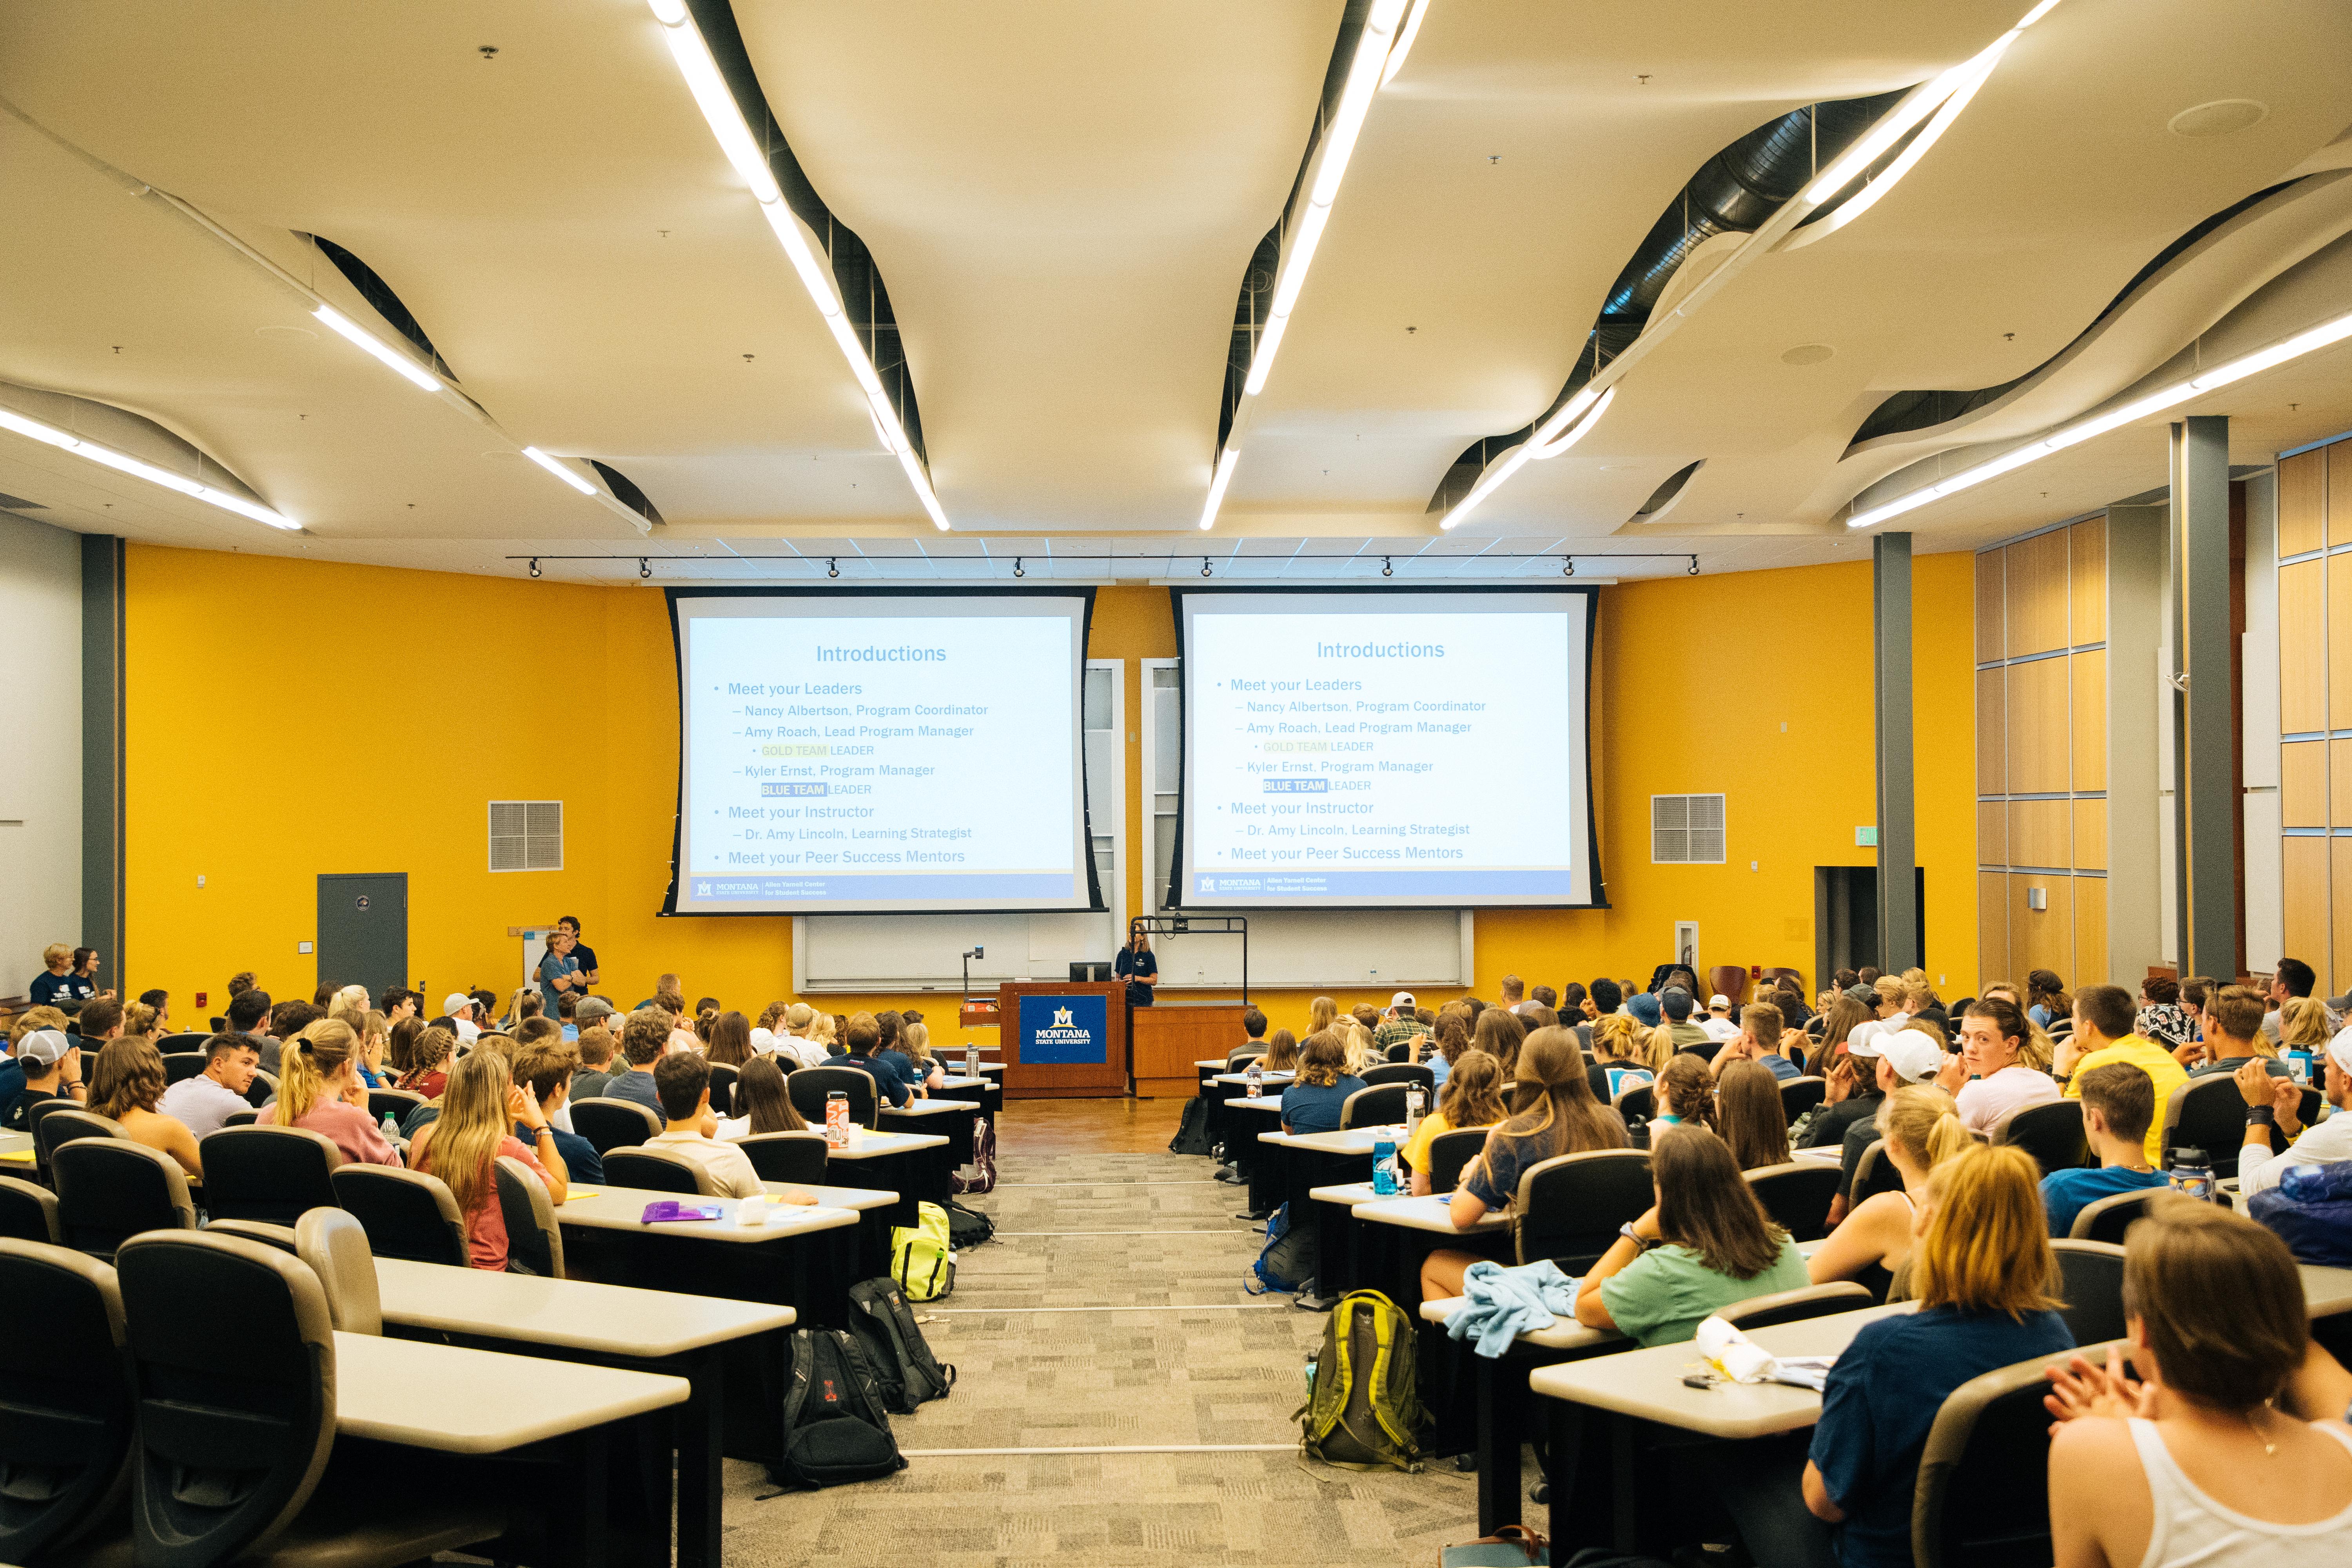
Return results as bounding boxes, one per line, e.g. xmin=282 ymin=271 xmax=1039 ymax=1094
xmin=1781 ymin=343 xmax=1835 ymax=366
xmin=2169 ymin=99 xmax=2268 ymax=137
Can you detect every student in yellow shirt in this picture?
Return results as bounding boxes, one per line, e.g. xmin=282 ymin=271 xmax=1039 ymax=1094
xmin=1402 ymin=1049 xmax=1508 ymax=1195
xmin=2054 ymin=984 xmax=2187 ymax=1165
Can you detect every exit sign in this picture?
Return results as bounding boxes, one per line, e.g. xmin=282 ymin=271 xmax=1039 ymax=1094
xmin=1856 ymin=826 xmax=1878 ymax=847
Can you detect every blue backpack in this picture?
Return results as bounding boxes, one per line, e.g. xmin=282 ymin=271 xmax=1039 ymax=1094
xmin=2250 ymin=1161 xmax=2352 ymax=1267
xmin=1246 ymin=1201 xmax=1317 ymax=1294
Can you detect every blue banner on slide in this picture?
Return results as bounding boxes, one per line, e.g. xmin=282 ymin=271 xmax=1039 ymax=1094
xmin=1019 ymin=992 xmax=1109 ymax=1065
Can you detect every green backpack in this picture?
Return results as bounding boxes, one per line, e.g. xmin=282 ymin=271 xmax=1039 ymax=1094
xmin=1295 ymin=1290 xmax=1427 ymax=1471
xmin=890 ymin=1201 xmax=956 ymax=1301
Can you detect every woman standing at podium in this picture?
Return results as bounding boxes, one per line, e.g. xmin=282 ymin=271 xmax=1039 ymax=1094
xmin=1115 ymin=923 xmax=1157 ymax=1008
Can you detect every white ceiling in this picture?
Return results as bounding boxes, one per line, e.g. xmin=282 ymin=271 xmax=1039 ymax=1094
xmin=2 ymin=0 xmax=2351 ymax=580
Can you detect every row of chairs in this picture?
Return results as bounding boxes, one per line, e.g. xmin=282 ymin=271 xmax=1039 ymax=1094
xmin=0 ymin=1219 xmax=512 ymax=1568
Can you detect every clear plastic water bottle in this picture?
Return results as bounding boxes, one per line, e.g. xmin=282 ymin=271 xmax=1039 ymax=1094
xmin=2168 ymin=1146 xmax=2216 ymax=1203
xmin=1303 ymin=1348 xmax=1319 ymax=1396
xmin=1405 ymin=1084 xmax=1426 ymax=1136
xmin=380 ymin=1112 xmax=401 ymax=1142
xmin=1372 ymin=1132 xmax=1399 ymax=1196
xmin=1246 ymin=1060 xmax=1264 ymax=1098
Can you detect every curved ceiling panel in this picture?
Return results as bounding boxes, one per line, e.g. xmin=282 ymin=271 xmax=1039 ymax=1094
xmin=734 ymin=0 xmax=1344 ymax=532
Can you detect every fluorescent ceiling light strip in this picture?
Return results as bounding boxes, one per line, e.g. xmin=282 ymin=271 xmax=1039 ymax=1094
xmin=1380 ymin=0 xmax=1431 ymax=88
xmin=1801 ymin=51 xmax=1997 ymax=240
xmin=1847 ymin=307 xmax=2352 ymax=529
xmin=312 ymin=305 xmax=441 ymax=392
xmin=523 ymin=445 xmax=598 ymax=495
xmin=1525 ymin=387 xmax=1615 ymax=459
xmin=0 ymin=405 xmax=299 ymax=530
xmin=1199 ymin=447 xmax=1242 ymax=531
xmin=647 ymin=0 xmax=948 ymax=528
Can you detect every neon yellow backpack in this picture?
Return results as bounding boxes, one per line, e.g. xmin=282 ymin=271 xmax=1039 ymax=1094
xmin=1296 ymin=1290 xmax=1426 ymax=1470
xmin=890 ymin=1201 xmax=955 ymax=1301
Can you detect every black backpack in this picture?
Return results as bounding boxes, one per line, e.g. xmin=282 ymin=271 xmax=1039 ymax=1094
xmin=846 ymin=1279 xmax=956 ymax=1416
xmin=773 ymin=1328 xmax=906 ymax=1488
xmin=946 ymin=1197 xmax=993 ymax=1249
xmin=1169 ymin=1095 xmax=1216 ymax=1156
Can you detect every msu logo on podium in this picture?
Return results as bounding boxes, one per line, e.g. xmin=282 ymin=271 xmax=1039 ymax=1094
xmin=1020 ymin=993 xmax=1108 ymax=1064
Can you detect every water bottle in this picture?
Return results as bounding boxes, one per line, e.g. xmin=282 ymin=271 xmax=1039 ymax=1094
xmin=824 ymin=1090 xmax=851 ymax=1149
xmin=1405 ymin=1084 xmax=1426 ymax=1136
xmin=380 ymin=1112 xmax=401 ymax=1142
xmin=1246 ymin=1060 xmax=1264 ymax=1098
xmin=2168 ymin=1146 xmax=2215 ymax=1203
xmin=964 ymin=1045 xmax=979 ymax=1079
xmin=1372 ymin=1132 xmax=1399 ymax=1196
xmin=1303 ymin=1348 xmax=1318 ymax=1397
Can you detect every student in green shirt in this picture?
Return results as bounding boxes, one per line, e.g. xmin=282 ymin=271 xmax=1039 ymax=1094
xmin=1575 ymin=1123 xmax=1812 ymax=1347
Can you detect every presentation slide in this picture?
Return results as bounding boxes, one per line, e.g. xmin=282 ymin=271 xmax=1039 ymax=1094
xmin=667 ymin=591 xmax=1097 ymax=915
xmin=1175 ymin=588 xmax=1600 ymax=909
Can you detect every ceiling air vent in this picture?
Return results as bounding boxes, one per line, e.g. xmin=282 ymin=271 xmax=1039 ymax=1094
xmin=489 ymin=800 xmax=563 ymax=873
xmin=1652 ymin=795 xmax=1725 ymax=864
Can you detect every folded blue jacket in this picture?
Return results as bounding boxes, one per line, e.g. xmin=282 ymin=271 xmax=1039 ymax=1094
xmin=1443 ymin=1259 xmax=1579 ymax=1358
xmin=2250 ymin=1159 xmax=2352 ymax=1268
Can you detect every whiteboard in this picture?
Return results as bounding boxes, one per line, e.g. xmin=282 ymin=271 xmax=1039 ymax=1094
xmin=1144 ymin=909 xmax=1472 ymax=991
xmin=796 ymin=909 xmax=1120 ymax=991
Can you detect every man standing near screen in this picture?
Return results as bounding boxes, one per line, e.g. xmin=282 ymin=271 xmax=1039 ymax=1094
xmin=557 ymin=916 xmax=600 ymax=988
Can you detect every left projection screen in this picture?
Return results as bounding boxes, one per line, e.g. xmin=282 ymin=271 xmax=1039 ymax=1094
xmin=666 ymin=590 xmax=1098 ymax=915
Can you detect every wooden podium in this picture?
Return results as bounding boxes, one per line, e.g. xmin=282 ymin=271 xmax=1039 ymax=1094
xmin=996 ymin=980 xmax=1127 ymax=1099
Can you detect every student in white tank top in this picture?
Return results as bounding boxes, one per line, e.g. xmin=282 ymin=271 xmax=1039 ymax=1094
xmin=2045 ymin=1200 xmax=2352 ymax=1568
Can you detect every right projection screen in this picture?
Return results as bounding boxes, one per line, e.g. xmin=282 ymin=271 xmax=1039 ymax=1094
xmin=1173 ymin=587 xmax=1604 ymax=909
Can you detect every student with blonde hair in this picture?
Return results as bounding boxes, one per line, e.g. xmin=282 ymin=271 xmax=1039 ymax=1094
xmin=410 ymin=1049 xmax=566 ymax=1270
xmin=1808 ymin=1083 xmax=1973 ymax=1301
xmin=266 ymin=1018 xmax=401 ymax=1167
xmin=1587 ymin=1012 xmax=1658 ymax=1102
xmin=1308 ymin=995 xmax=1338 ymax=1037
xmin=1402 ymin=1049 xmax=1508 ymax=1196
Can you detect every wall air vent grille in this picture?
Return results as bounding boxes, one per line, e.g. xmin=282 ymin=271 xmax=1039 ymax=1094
xmin=490 ymin=800 xmax=563 ymax=872
xmin=1652 ymin=794 xmax=1725 ymax=864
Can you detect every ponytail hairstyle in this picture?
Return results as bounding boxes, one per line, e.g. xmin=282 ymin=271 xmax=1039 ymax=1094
xmin=1259 ymin=1028 xmax=1301 ymax=1073
xmin=403 ymin=1025 xmax=456 ymax=1090
xmin=416 ymin=1050 xmax=513 ymax=1220
xmin=1296 ymin=1030 xmax=1347 ymax=1089
xmin=122 ymin=1001 xmax=160 ymax=1041
xmin=1435 ymin=1049 xmax=1507 ymax=1131
xmin=1341 ymin=1021 xmax=1376 ymax=1077
xmin=1875 ymin=1083 xmax=1971 ymax=1175
xmin=1716 ymin=1059 xmax=1793 ymax=1171
xmin=1656 ymin=1052 xmax=1717 ymax=1133
xmin=1472 ymin=1006 xmax=1526 ymax=1080
xmin=275 ymin=1018 xmax=361 ymax=1125
xmin=1590 ymin=1012 xmax=1647 ymax=1065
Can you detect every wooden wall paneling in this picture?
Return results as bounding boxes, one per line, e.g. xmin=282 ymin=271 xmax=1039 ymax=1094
xmin=2004 ymin=530 xmax=2072 ymax=657
xmin=2074 ymin=875 xmax=2108 ymax=986
xmin=2333 ymin=739 xmax=2352 ymax=827
xmin=2280 ymin=447 xmax=2325 ymax=557
xmin=1980 ymin=871 xmax=2011 ymax=985
xmin=2070 ymin=650 xmax=2107 ymax=792
xmin=1978 ymin=801 xmax=2007 ymax=866
xmin=2277 ymin=557 xmax=2333 ymax=738
xmin=2008 ymin=872 xmax=2075 ymax=981
xmin=2329 ymin=440 xmax=2352 ymax=548
xmin=2007 ymin=799 xmax=2072 ymax=869
xmin=2285 ymin=837 xmax=2330 ymax=990
xmin=2331 ymin=559 xmax=2352 ymax=733
xmin=2281 ymin=559 xmax=2327 ymax=734
xmin=2336 ymin=841 xmax=2352 ymax=998
xmin=2073 ymin=799 xmax=2107 ymax=870
xmin=1975 ymin=552 xmax=2005 ymax=666
xmin=2069 ymin=517 xmax=2107 ymax=645
xmin=2285 ymin=741 xmax=2328 ymax=826
xmin=2005 ymin=656 xmax=2072 ymax=795
xmin=1976 ymin=668 xmax=2006 ymax=795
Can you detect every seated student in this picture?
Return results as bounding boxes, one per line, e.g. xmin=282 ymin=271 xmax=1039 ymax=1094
xmin=2238 ymin=1025 xmax=2352 ymax=1194
xmin=877 ymin=1019 xmax=938 ymax=1095
xmin=511 ymin=1041 xmax=601 ymax=1183
xmin=396 ymin=1025 xmax=457 ymax=1101
xmin=1940 ymin=995 xmax=2060 ymax=1133
xmin=5 ymin=1029 xmax=86 ymax=1129
xmin=1653 ymin=1051 xmax=1717 ymax=1134
xmin=1420 ymin=1027 xmax=1629 ymax=1295
xmin=1248 ymin=1027 xmax=1300 ymax=1076
xmin=410 ymin=1051 xmax=566 ymax=1270
xmin=1227 ymin=1007 xmax=1271 ymax=1067
xmin=554 ymin=991 xmax=580 ymax=1042
xmin=1810 ymin=1084 xmax=1971 ymax=1299
xmin=89 ymin=1037 xmax=204 ymax=1181
xmin=1403 ymin=1049 xmax=1508 ymax=1195
xmin=27 ymin=943 xmax=84 ymax=1010
xmin=159 ymin=1031 xmax=263 ymax=1140
xmin=599 ymin=1009 xmax=674 ymax=1116
xmin=1279 ymin=1031 xmax=1365 ymax=1135
xmin=2057 ymin=984 xmax=2187 ymax=1166
xmin=1587 ymin=1013 xmax=1658 ymax=1103
xmin=225 ymin=985 xmax=274 ymax=1062
xmin=2043 ymin=1199 xmax=2352 ymax=1568
xmin=570 ymin=1025 xmax=619 ymax=1100
xmin=703 ymin=1010 xmax=755 ymax=1069
xmin=1374 ymin=991 xmax=1430 ymax=1058
xmin=1473 ymin=1005 xmax=1527 ymax=1082
xmin=1571 ymin=1124 xmax=1811 ymax=1345
xmin=1763 ymin=1145 xmax=2074 ymax=1568
xmin=439 ymin=991 xmax=482 ymax=1044
xmin=899 ymin=1022 xmax=950 ymax=1090
xmin=1822 ymin=1027 xmax=1947 ymax=1227
xmin=2042 ymin=1062 xmax=2169 ymax=1235
xmin=1417 ymin=1016 xmax=1463 ymax=1088
xmin=808 ymin=1010 xmax=842 ymax=1059
xmin=1717 ymin=1059 xmax=1794 ymax=1171
xmin=719 ymin=1056 xmax=811 ymax=1140
xmin=1661 ymin=989 xmax=1715 ymax=1055
xmin=262 ymin=1020 xmax=401 ymax=1167
xmin=2187 ymin=983 xmax=2292 ymax=1079
xmin=838 ymin=1012 xmax=916 ymax=1108
xmin=0 ymin=1006 xmax=67 ymax=1127
xmin=646 ymin=1052 xmax=814 ymax=1202
xmin=1713 ymin=1002 xmax=1802 ymax=1082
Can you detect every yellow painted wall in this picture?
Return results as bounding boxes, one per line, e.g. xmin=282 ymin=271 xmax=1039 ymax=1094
xmin=123 ymin=547 xmax=1976 ymax=1039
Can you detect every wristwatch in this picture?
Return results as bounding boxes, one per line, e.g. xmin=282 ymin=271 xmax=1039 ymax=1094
xmin=1619 ymin=1222 xmax=1655 ymax=1251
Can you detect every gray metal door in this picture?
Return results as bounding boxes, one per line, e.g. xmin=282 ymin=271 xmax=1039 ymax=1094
xmin=316 ymin=874 xmax=408 ymax=1002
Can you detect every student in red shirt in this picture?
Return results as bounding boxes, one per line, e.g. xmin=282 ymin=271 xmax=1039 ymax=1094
xmin=410 ymin=1050 xmax=566 ymax=1270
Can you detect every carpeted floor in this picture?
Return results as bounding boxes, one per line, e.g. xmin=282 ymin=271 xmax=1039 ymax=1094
xmin=719 ymin=1136 xmax=1493 ymax=1566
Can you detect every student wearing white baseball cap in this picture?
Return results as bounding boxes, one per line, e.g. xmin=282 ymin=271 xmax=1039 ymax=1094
xmin=2237 ymin=1023 xmax=2352 ymax=1194
xmin=1374 ymin=991 xmax=1430 ymax=1059
xmin=441 ymin=992 xmax=482 ymax=1044
xmin=4 ymin=1028 xmax=85 ymax=1130
xmin=1699 ymin=994 xmax=1742 ymax=1043
xmin=1820 ymin=1027 xmax=1950 ymax=1227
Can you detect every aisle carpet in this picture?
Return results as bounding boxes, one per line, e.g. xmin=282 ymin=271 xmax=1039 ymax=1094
xmin=720 ymin=1144 xmax=1491 ymax=1566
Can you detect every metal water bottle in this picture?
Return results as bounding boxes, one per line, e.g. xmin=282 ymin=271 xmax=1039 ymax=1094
xmin=824 ymin=1090 xmax=851 ymax=1148
xmin=964 ymin=1045 xmax=979 ymax=1079
xmin=1405 ymin=1084 xmax=1426 ymax=1136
